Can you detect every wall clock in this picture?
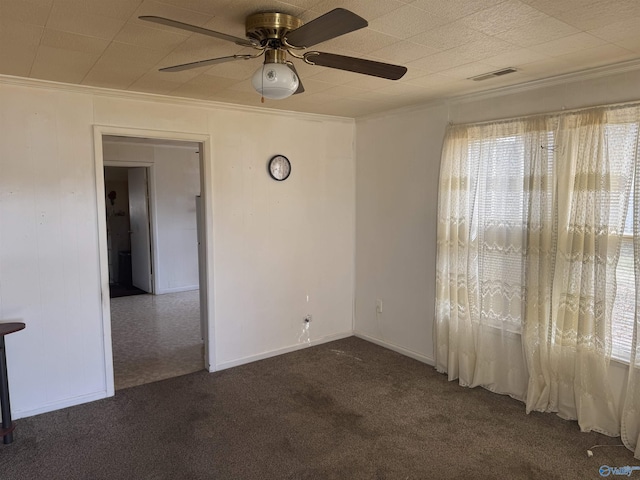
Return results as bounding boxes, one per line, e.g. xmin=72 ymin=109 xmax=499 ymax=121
xmin=268 ymin=155 xmax=291 ymax=181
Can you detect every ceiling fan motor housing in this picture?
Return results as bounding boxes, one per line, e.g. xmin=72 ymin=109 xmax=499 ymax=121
xmin=245 ymin=12 xmax=303 ymax=45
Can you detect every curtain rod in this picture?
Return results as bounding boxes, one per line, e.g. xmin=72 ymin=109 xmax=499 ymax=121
xmin=447 ymin=99 xmax=640 ymax=128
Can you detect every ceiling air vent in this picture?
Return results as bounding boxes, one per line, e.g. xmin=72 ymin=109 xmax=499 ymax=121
xmin=469 ymin=67 xmax=518 ymax=81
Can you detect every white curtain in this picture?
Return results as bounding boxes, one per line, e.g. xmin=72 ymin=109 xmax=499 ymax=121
xmin=436 ymin=104 xmax=640 ymax=455
xmin=436 ymin=119 xmax=551 ymax=400
xmin=622 ymin=106 xmax=640 ymax=457
xmin=524 ymin=109 xmax=634 ymax=435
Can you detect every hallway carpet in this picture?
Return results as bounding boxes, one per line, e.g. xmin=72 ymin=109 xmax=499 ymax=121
xmin=1 ymin=337 xmax=636 ymax=479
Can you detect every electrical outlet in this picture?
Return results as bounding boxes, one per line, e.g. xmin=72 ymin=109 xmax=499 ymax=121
xmin=376 ymin=299 xmax=383 ymax=313
xmin=304 ymin=314 xmax=312 ymax=323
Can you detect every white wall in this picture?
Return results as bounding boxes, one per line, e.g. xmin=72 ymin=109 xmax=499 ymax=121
xmin=354 ymin=104 xmax=447 ymax=364
xmin=355 ymin=63 xmax=640 ymax=391
xmin=103 ymin=142 xmax=201 ymax=294
xmin=0 ymin=78 xmax=355 ymax=418
xmin=211 ymin=107 xmax=355 ymax=368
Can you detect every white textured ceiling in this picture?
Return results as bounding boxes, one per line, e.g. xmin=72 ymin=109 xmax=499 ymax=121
xmin=1 ymin=0 xmax=640 ymax=117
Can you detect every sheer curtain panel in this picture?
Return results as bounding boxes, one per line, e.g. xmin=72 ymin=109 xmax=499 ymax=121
xmin=436 ymin=104 xmax=640 ymax=456
xmin=622 ymin=106 xmax=640 ymax=456
xmin=436 ymin=121 xmax=549 ymax=400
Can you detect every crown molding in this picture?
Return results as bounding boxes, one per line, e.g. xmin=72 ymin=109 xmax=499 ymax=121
xmin=447 ymin=58 xmax=640 ymax=106
xmin=356 ymin=98 xmax=448 ymax=122
xmin=356 ymin=58 xmax=640 ymax=122
xmin=0 ymin=74 xmax=355 ymax=124
xmin=4 ymin=58 xmax=640 ymax=125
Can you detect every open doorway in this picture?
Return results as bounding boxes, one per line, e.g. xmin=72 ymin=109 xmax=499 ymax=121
xmin=104 ymin=166 xmax=153 ymax=298
xmin=101 ymin=135 xmax=207 ymax=390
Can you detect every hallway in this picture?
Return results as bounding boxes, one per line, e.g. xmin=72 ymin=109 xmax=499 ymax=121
xmin=110 ymin=290 xmax=204 ymax=390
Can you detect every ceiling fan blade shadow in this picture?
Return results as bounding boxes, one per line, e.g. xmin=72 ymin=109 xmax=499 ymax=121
xmin=286 ymin=62 xmax=305 ymax=94
xmin=160 ymin=54 xmax=254 ymax=72
xmin=139 ymin=16 xmax=256 ymax=47
xmin=304 ymin=52 xmax=407 ymax=80
xmin=285 ymin=8 xmax=367 ymax=48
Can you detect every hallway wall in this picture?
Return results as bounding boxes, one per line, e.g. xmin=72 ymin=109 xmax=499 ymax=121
xmin=103 ymin=141 xmax=201 ymax=294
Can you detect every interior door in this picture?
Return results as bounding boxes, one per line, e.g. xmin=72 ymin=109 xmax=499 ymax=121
xmin=128 ymin=167 xmax=153 ymax=293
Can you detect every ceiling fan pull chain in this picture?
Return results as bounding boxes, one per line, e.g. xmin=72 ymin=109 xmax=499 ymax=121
xmin=261 ymin=64 xmax=265 ymax=103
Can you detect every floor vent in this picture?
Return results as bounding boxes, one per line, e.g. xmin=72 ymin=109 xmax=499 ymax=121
xmin=469 ymin=67 xmax=518 ymax=81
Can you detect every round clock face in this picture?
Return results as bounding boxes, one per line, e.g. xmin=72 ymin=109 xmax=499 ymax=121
xmin=268 ymin=155 xmax=291 ymax=181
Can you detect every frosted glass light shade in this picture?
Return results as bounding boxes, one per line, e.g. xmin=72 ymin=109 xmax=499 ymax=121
xmin=251 ymin=63 xmax=299 ymax=100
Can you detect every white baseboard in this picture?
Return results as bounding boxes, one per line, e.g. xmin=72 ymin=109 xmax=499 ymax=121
xmin=354 ymin=332 xmax=435 ymax=366
xmin=14 ymin=333 xmax=431 ymax=418
xmin=13 ymin=390 xmax=110 ymax=420
xmin=155 ymin=285 xmax=199 ymax=295
xmin=213 ymin=331 xmax=354 ymax=372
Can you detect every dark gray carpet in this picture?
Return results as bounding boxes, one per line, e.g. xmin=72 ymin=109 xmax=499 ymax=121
xmin=0 ymin=337 xmax=636 ymax=479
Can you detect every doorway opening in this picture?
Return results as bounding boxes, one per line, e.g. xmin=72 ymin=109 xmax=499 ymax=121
xmin=100 ymin=134 xmax=208 ymax=391
xmin=105 ymin=166 xmax=153 ymax=298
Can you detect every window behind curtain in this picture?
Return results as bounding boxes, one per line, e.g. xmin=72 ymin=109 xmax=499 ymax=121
xmin=611 ymin=122 xmax=639 ymax=361
xmin=466 ymin=120 xmax=637 ymax=362
xmin=466 ymin=128 xmax=555 ymax=335
xmin=469 ymin=134 xmax=529 ymax=334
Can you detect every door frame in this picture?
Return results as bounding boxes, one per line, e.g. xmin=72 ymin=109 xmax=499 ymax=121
xmin=104 ymin=162 xmax=156 ymax=295
xmin=93 ymin=125 xmax=216 ymax=397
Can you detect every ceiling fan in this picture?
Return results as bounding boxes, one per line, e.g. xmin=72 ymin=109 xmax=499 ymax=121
xmin=140 ymin=8 xmax=407 ymax=101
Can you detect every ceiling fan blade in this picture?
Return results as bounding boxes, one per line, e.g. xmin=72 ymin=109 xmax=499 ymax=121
xmin=286 ymin=62 xmax=305 ymax=94
xmin=139 ymin=16 xmax=256 ymax=47
xmin=160 ymin=54 xmax=253 ymax=72
xmin=304 ymin=52 xmax=407 ymax=80
xmin=285 ymin=8 xmax=367 ymax=48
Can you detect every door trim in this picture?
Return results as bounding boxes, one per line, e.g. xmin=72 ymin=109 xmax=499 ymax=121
xmin=93 ymin=125 xmax=216 ymax=397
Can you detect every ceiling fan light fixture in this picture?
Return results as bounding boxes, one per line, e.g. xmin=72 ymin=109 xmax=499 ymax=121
xmin=252 ymin=62 xmax=299 ymax=100
xmin=142 ymin=8 xmax=407 ymax=100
